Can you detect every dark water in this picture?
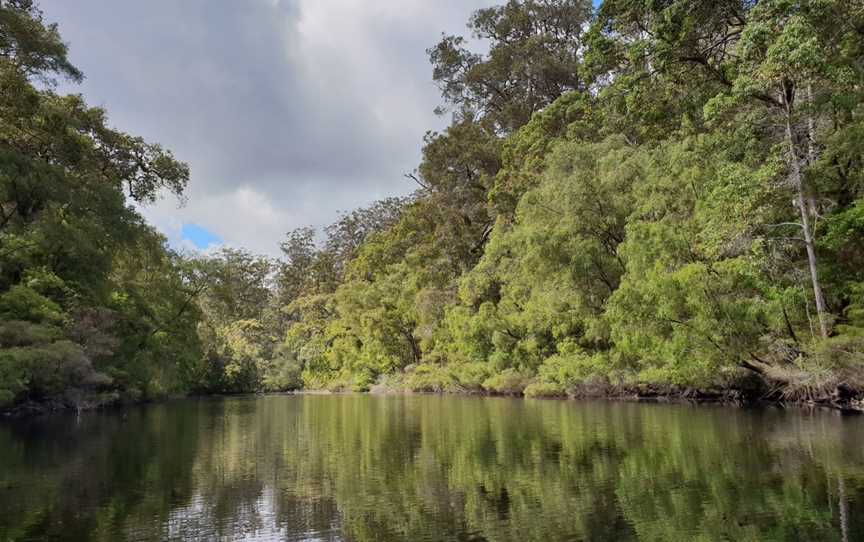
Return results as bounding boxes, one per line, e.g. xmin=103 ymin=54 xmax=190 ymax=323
xmin=1 ymin=396 xmax=864 ymax=541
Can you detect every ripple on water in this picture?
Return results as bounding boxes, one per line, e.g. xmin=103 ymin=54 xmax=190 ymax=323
xmin=0 ymin=395 xmax=862 ymax=541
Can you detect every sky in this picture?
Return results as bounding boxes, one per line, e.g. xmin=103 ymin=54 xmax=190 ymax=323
xmin=40 ymin=0 xmax=499 ymax=256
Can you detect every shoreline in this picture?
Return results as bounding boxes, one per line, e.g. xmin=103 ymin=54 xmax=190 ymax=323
xmin=5 ymin=385 xmax=862 ymax=420
xmin=365 ymin=387 xmax=864 ymax=414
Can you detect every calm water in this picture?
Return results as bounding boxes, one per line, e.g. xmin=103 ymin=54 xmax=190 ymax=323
xmin=1 ymin=395 xmax=863 ymax=541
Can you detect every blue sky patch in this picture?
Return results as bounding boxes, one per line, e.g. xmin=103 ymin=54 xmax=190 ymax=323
xmin=181 ymin=223 xmax=222 ymax=250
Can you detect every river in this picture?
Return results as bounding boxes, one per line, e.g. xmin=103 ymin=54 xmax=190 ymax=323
xmin=1 ymin=395 xmax=862 ymax=541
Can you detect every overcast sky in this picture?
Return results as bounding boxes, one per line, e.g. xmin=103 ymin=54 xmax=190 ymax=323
xmin=40 ymin=0 xmax=497 ymax=256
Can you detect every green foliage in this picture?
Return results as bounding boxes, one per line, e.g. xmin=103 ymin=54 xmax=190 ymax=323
xmin=0 ymin=2 xmax=199 ymax=411
xmin=261 ymin=343 xmax=304 ymax=392
xmin=481 ymin=369 xmax=533 ymax=395
xmin=428 ymin=0 xmax=593 ymax=132
xmin=7 ymin=0 xmax=864 ymax=407
xmin=0 ymin=284 xmax=63 ymax=324
xmin=0 ymin=0 xmax=82 ymax=82
xmin=533 ymin=347 xmax=615 ymax=394
xmin=281 ymin=0 xmax=864 ymax=399
xmin=403 ymin=363 xmax=457 ymax=393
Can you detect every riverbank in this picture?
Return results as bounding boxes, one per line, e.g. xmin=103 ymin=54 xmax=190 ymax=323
xmin=297 ymin=372 xmax=864 ymax=412
xmin=5 ymin=376 xmax=864 ymax=420
xmin=0 ymin=393 xmax=175 ymax=420
xmin=352 ymin=365 xmax=864 ymax=412
xmin=363 ymin=383 xmax=864 ymax=412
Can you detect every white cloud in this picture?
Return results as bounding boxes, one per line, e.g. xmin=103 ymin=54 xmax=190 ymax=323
xmin=43 ymin=0 xmax=498 ymax=257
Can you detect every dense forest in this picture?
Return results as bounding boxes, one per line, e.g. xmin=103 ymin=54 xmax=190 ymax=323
xmin=2 ymin=0 xmax=864 ymax=414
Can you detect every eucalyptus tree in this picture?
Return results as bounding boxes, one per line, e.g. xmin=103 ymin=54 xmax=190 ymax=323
xmin=0 ymin=0 xmax=198 ymax=409
xmin=429 ymin=0 xmax=594 ymax=133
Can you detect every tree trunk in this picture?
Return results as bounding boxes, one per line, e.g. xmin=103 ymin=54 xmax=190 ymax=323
xmin=839 ymin=476 xmax=850 ymax=542
xmin=785 ymin=112 xmax=829 ymax=339
xmin=805 ymin=83 xmax=821 ymax=225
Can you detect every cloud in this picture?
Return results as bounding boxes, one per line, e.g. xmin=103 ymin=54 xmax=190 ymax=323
xmin=41 ymin=0 xmax=497 ymax=256
xmin=181 ymin=224 xmax=223 ymax=251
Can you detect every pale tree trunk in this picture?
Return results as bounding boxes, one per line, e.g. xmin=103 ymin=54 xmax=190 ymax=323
xmin=806 ymin=83 xmax=819 ymax=165
xmin=805 ymin=83 xmax=821 ymax=222
xmin=839 ymin=476 xmax=850 ymax=542
xmin=784 ymin=109 xmax=830 ymax=339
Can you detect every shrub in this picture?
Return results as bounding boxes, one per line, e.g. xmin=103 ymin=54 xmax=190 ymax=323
xmin=524 ymin=381 xmax=566 ymax=398
xmin=405 ymin=363 xmax=455 ymax=393
xmin=482 ymin=369 xmax=532 ymax=395
xmin=450 ymin=362 xmax=491 ymax=392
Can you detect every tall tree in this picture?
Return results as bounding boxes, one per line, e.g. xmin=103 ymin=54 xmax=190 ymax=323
xmin=0 ymin=0 xmax=195 ymax=409
xmin=429 ymin=0 xmax=593 ymax=132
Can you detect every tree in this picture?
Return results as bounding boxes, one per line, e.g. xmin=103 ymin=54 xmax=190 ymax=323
xmin=0 ymin=1 xmax=197 ymax=410
xmin=429 ymin=0 xmax=593 ymax=132
xmin=193 ymin=249 xmax=274 ymax=393
xmin=0 ymin=0 xmax=81 ymax=82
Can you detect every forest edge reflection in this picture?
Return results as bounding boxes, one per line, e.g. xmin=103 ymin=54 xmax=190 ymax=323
xmin=1 ymin=395 xmax=862 ymax=541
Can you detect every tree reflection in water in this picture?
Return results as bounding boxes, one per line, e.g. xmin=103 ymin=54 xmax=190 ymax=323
xmin=1 ymin=395 xmax=862 ymax=541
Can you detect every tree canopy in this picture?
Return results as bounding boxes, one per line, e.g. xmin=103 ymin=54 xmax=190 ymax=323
xmin=3 ymin=0 xmax=864 ymax=413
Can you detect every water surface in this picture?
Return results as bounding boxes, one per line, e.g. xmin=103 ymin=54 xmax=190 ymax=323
xmin=1 ymin=395 xmax=863 ymax=541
